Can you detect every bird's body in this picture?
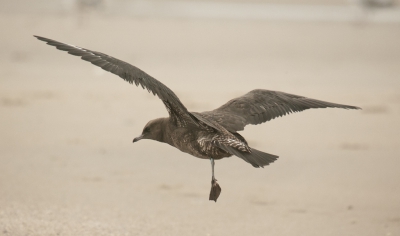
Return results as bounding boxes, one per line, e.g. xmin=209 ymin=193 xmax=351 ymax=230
xmin=168 ymin=123 xmax=232 ymax=160
xmin=35 ymin=36 xmax=361 ymax=202
xmin=137 ymin=116 xmax=239 ymax=160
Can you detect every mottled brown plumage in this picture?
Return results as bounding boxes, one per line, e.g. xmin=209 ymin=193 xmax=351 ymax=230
xmin=35 ymin=36 xmax=361 ymax=202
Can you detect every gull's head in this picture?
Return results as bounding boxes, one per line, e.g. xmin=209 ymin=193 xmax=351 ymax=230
xmin=133 ymin=118 xmax=166 ymax=143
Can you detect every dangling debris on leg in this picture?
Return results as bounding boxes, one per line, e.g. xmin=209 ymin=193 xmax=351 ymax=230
xmin=209 ymin=158 xmax=221 ymax=202
xmin=209 ymin=176 xmax=221 ymax=202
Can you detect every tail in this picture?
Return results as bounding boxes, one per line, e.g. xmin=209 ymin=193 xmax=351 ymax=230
xmin=214 ymin=141 xmax=279 ymax=168
xmin=243 ymin=148 xmax=279 ymax=168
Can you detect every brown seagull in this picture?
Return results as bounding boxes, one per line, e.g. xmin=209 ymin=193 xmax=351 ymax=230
xmin=35 ymin=36 xmax=361 ymax=202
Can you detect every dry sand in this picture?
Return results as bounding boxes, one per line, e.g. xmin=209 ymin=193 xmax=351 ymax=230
xmin=1 ymin=9 xmax=400 ymax=236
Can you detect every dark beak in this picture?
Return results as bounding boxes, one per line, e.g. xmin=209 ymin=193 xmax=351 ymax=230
xmin=132 ymin=134 xmax=144 ymax=143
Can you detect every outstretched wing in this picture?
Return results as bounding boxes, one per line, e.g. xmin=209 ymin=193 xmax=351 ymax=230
xmin=34 ymin=36 xmax=197 ymax=127
xmin=201 ymin=89 xmax=361 ymax=132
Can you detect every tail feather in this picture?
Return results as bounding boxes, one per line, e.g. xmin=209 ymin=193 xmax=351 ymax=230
xmin=214 ymin=141 xmax=279 ymax=168
xmin=249 ymin=148 xmax=279 ymax=167
xmin=238 ymin=148 xmax=278 ymax=168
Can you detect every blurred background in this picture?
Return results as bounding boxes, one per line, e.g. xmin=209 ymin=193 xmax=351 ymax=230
xmin=1 ymin=0 xmax=399 ymax=235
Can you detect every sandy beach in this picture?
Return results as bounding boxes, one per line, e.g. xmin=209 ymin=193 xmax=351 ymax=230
xmin=1 ymin=2 xmax=400 ymax=235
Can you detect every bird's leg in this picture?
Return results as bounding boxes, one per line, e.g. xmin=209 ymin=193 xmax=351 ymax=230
xmin=209 ymin=158 xmax=221 ymax=202
xmin=211 ymin=158 xmax=215 ymax=179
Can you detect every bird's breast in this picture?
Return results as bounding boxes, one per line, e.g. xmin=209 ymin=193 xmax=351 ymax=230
xmin=169 ymin=128 xmax=230 ymax=160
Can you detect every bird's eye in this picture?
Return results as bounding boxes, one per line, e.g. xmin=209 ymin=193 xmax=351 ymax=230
xmin=144 ymin=127 xmax=150 ymax=133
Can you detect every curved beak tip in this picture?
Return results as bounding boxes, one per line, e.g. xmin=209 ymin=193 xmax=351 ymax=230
xmin=132 ymin=135 xmax=143 ymax=143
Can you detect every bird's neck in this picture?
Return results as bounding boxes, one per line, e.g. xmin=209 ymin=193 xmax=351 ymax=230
xmin=162 ymin=118 xmax=176 ymax=146
xmin=152 ymin=117 xmax=174 ymax=146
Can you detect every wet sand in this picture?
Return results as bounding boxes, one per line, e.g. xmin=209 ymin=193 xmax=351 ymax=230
xmin=1 ymin=11 xmax=400 ymax=236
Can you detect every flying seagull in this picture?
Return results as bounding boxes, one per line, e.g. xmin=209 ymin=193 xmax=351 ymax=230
xmin=35 ymin=36 xmax=361 ymax=202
